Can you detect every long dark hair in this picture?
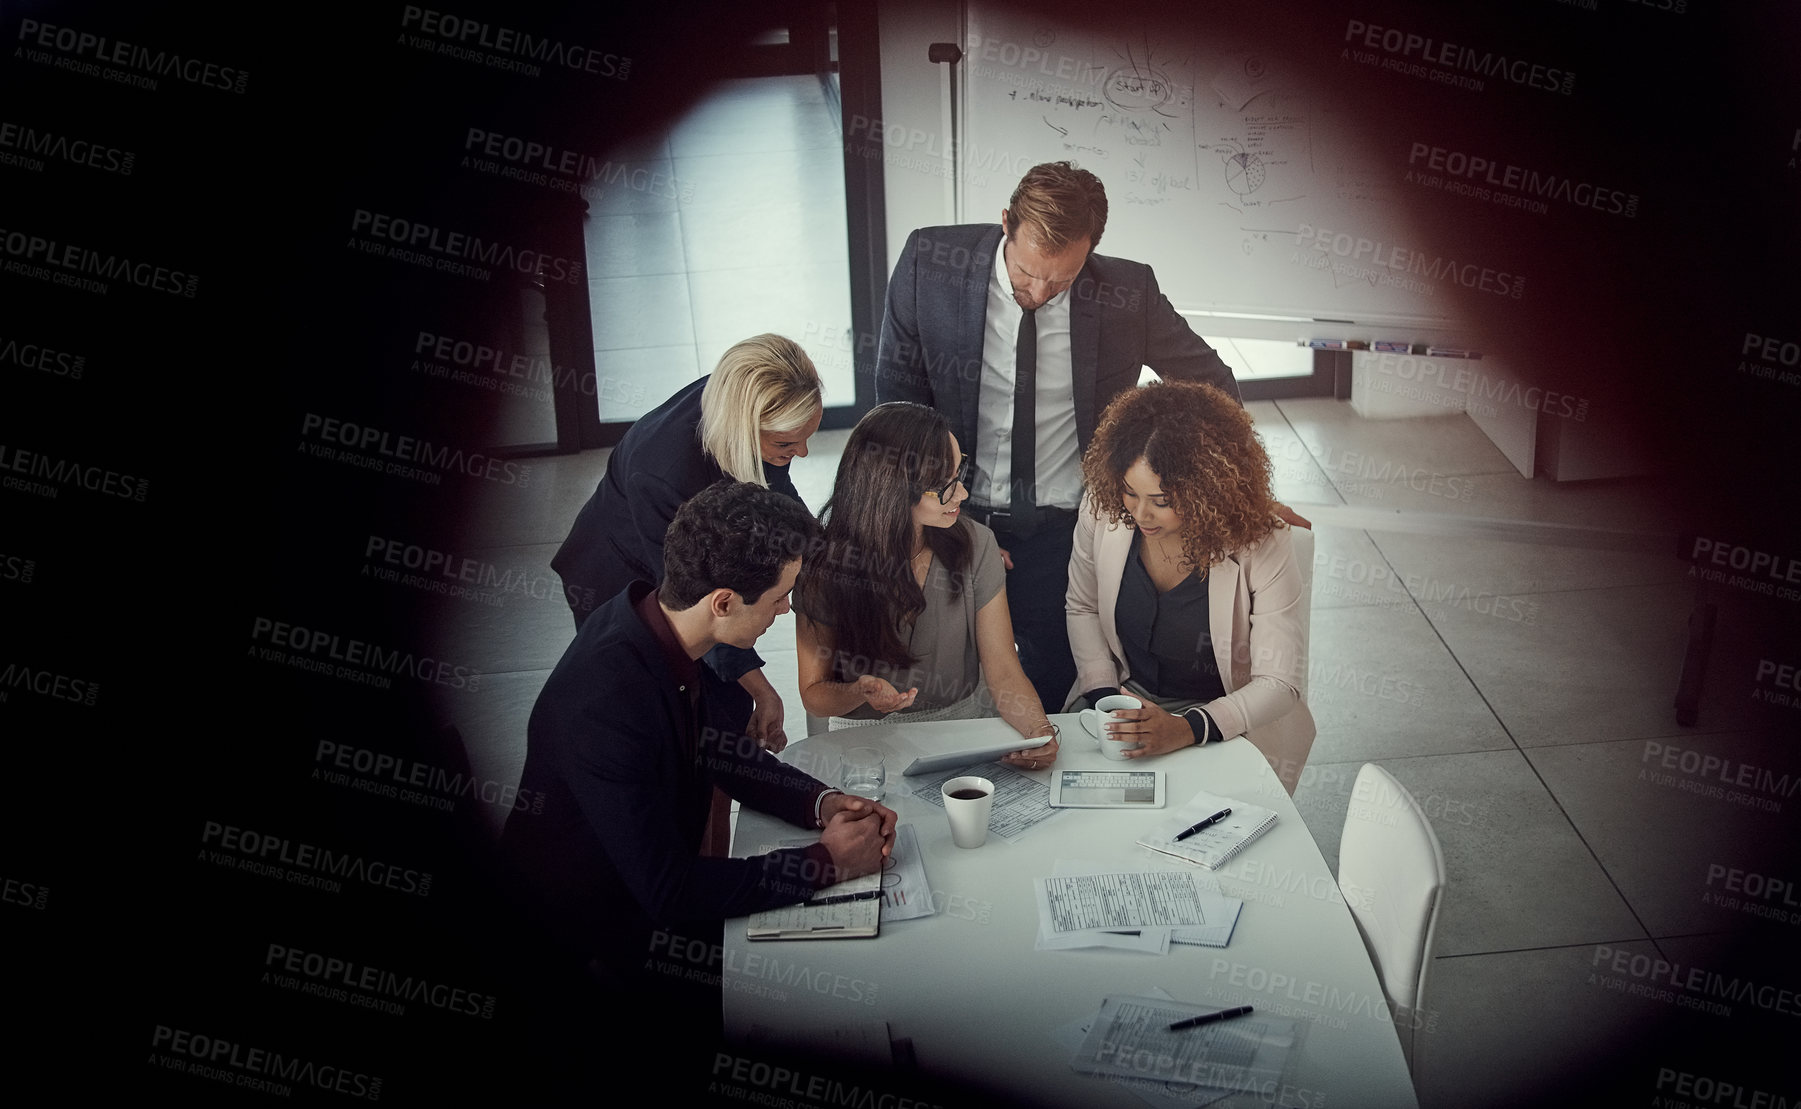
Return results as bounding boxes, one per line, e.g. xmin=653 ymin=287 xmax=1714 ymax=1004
xmin=796 ymin=402 xmax=972 ymax=680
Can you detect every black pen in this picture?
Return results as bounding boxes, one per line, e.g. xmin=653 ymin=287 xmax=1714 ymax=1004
xmin=1168 ymin=1004 xmax=1254 ymax=1031
xmin=806 ymin=890 xmax=882 ymax=907
xmin=1172 ymin=808 xmax=1231 ymax=841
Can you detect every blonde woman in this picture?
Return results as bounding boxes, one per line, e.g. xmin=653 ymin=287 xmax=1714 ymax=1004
xmin=553 ymin=334 xmax=824 ymax=748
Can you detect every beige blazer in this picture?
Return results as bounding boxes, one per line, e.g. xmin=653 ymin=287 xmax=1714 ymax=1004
xmin=1066 ymin=501 xmax=1317 ymax=792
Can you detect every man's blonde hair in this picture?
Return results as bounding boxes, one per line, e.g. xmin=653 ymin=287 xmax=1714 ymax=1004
xmin=1006 ymin=161 xmax=1108 ymax=252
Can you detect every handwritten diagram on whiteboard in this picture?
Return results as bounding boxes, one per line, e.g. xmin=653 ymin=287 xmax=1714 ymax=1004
xmin=959 ymin=8 xmax=1445 ymax=329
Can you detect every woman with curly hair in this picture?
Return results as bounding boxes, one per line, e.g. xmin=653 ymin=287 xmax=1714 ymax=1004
xmin=794 ymin=402 xmax=1060 ymax=769
xmin=1066 ymin=380 xmax=1315 ymax=792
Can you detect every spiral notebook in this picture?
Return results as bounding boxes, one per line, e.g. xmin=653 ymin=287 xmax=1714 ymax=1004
xmin=746 ymin=870 xmax=881 ymax=940
xmin=1136 ymin=789 xmax=1278 ymax=869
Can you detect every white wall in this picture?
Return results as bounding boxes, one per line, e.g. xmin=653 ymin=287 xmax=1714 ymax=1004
xmin=877 ymin=0 xmax=965 ymax=270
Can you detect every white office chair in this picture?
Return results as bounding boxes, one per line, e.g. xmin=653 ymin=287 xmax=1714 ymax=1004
xmin=1336 ymin=763 xmax=1446 ymax=1076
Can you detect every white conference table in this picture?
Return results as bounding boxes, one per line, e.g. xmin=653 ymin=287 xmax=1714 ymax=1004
xmin=726 ymin=715 xmax=1419 ymax=1109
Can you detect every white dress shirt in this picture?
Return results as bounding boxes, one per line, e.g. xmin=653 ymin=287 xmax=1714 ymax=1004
xmin=974 ymin=236 xmax=1082 ymax=512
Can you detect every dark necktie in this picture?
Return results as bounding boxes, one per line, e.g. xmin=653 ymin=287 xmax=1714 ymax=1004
xmin=1009 ymin=307 xmax=1038 ymax=538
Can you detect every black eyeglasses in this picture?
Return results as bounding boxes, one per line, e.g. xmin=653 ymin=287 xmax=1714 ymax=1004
xmin=928 ymin=458 xmax=970 ymax=504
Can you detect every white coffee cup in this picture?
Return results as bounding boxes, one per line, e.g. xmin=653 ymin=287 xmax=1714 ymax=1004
xmin=940 ymin=775 xmax=995 ymax=849
xmin=1084 ymin=694 xmax=1144 ymax=761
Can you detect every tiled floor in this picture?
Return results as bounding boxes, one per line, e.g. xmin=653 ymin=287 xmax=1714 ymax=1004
xmin=447 ymin=74 xmax=1796 ymax=1109
xmin=442 ymin=392 xmax=1797 ymax=1107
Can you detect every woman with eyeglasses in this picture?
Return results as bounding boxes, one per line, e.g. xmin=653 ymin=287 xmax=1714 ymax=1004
xmin=794 ymin=402 xmax=1059 ymax=768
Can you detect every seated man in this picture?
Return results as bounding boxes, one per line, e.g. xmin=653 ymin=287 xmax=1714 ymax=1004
xmin=501 ymin=480 xmax=895 ymax=1074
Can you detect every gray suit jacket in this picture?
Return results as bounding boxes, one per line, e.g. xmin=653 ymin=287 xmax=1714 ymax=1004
xmin=874 ymin=223 xmax=1242 ymax=460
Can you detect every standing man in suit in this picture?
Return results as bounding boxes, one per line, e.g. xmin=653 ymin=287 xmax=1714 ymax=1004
xmin=875 ymin=161 xmax=1251 ymax=712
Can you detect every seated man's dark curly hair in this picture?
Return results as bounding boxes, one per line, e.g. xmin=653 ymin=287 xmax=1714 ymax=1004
xmin=662 ymin=480 xmax=823 ymax=609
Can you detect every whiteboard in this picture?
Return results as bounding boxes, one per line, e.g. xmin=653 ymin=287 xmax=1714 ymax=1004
xmin=958 ymin=8 xmax=1457 ymax=339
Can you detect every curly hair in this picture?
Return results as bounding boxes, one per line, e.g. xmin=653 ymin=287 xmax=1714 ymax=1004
xmin=662 ymin=480 xmax=822 ymax=610
xmin=1082 ymin=381 xmax=1282 ymax=569
xmin=794 ymin=403 xmax=971 ymax=679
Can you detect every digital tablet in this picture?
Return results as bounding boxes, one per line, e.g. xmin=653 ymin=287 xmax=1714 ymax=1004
xmin=899 ymin=737 xmax=1041 ymax=776
xmin=1048 ymin=768 xmax=1166 ymax=808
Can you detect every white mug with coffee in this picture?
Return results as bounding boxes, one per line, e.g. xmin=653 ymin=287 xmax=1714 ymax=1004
xmin=940 ymin=775 xmax=994 ymax=849
xmin=1083 ymin=694 xmax=1145 ymax=761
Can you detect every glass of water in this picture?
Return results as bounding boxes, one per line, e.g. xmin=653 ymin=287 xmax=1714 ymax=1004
xmin=840 ymin=746 xmax=886 ymax=801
